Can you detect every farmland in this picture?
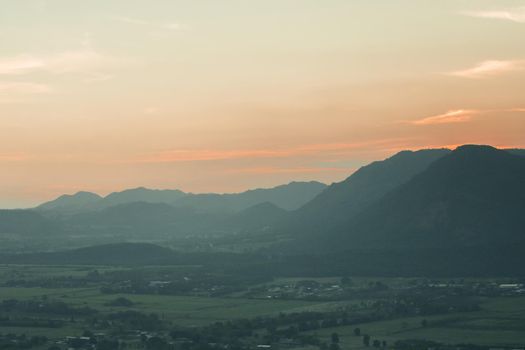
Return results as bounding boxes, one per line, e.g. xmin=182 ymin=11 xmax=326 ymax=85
xmin=0 ymin=264 xmax=524 ymax=349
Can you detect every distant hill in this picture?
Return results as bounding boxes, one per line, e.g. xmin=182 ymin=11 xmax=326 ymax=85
xmin=3 ymin=239 xmax=524 ymax=277
xmin=0 ymin=210 xmax=61 ymax=237
xmin=281 ymin=149 xmax=451 ymax=235
xmin=31 ymin=181 xmax=326 ymax=240
xmin=175 ymin=181 xmax=327 ymax=213
xmin=66 ymin=201 xmax=223 ymax=238
xmin=219 ymin=202 xmax=288 ymax=233
xmin=0 ymin=242 xmax=263 ymax=268
xmin=37 ymin=181 xmax=327 ymax=215
xmin=37 ymin=191 xmax=102 ymax=213
xmin=63 ymin=200 xmax=290 ymax=238
xmin=0 ymin=243 xmax=178 ymax=265
xmin=101 ymin=187 xmax=186 ymax=208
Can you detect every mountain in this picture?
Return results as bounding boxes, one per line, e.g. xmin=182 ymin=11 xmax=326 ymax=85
xmin=220 ymin=202 xmax=288 ymax=233
xmin=506 ymin=148 xmax=525 ymax=157
xmin=222 ymin=181 xmax=327 ymax=211
xmin=176 ymin=181 xmax=327 ymax=213
xmin=293 ymin=145 xmax=525 ymax=253
xmin=101 ymin=187 xmax=186 ymax=208
xmin=0 ymin=210 xmax=61 ymax=237
xmin=37 ymin=191 xmax=102 ymax=213
xmin=37 ymin=181 xmax=327 ymax=215
xmin=282 ymin=149 xmax=451 ymax=235
xmin=66 ymin=202 xmax=223 ymax=238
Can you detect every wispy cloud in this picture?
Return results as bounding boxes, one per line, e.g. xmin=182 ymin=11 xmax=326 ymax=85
xmin=227 ymin=166 xmax=352 ymax=175
xmin=139 ymin=149 xmax=299 ymax=162
xmin=410 ymin=109 xmax=478 ymax=126
xmin=0 ymin=152 xmax=29 ymax=162
xmin=0 ymin=82 xmax=53 ymax=95
xmin=0 ymin=49 xmax=119 ymax=76
xmin=447 ymin=60 xmax=524 ymax=79
xmin=82 ymin=72 xmax=114 ymax=83
xmin=111 ymin=15 xmax=186 ymax=31
xmin=135 ymin=139 xmax=409 ymax=163
xmin=507 ymin=108 xmax=525 ymax=113
xmin=462 ymin=7 xmax=525 ymax=23
xmin=408 ymin=108 xmax=525 ymax=126
xmin=144 ymin=107 xmax=159 ymax=115
xmin=0 ymin=56 xmax=45 ymax=75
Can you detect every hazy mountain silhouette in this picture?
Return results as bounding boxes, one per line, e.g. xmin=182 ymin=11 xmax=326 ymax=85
xmin=37 ymin=191 xmax=102 ymax=213
xmin=66 ymin=202 xmax=222 ymax=238
xmin=37 ymin=181 xmax=327 ymax=215
xmin=174 ymin=181 xmax=327 ymax=213
xmin=102 ymin=187 xmax=186 ymax=208
xmin=0 ymin=210 xmax=61 ymax=237
xmin=219 ymin=202 xmax=288 ymax=233
xmin=3 ymin=145 xmax=525 ymax=276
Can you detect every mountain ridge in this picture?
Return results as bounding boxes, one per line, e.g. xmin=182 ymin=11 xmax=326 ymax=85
xmin=37 ymin=181 xmax=327 ymax=214
xmin=286 ymin=145 xmax=525 ymax=253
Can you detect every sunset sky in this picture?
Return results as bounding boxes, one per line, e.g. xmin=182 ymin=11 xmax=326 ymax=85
xmin=1 ymin=0 xmax=525 ymax=208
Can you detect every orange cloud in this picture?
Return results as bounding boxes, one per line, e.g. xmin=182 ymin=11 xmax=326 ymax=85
xmin=409 ymin=107 xmax=525 ymax=126
xmin=228 ymin=166 xmax=353 ymax=175
xmin=410 ymin=109 xmax=478 ymax=125
xmin=505 ymin=108 xmax=525 ymax=113
xmin=0 ymin=152 xmax=29 ymax=162
xmin=136 ymin=139 xmax=408 ymax=163
xmin=448 ymin=60 xmax=524 ymax=79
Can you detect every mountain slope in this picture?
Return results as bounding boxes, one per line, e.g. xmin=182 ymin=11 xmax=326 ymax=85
xmin=220 ymin=202 xmax=288 ymax=233
xmin=0 ymin=210 xmax=61 ymax=236
xmin=101 ymin=187 xmax=186 ymax=208
xmin=311 ymin=145 xmax=525 ymax=251
xmin=282 ymin=149 xmax=451 ymax=235
xmin=175 ymin=181 xmax=327 ymax=213
xmin=66 ymin=202 xmax=223 ymax=238
xmin=506 ymin=148 xmax=525 ymax=157
xmin=37 ymin=181 xmax=327 ymax=215
xmin=37 ymin=191 xmax=102 ymax=213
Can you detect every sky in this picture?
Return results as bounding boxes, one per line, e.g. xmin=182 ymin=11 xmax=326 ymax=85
xmin=1 ymin=0 xmax=525 ymax=208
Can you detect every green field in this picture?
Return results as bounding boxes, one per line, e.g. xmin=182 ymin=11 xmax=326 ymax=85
xmin=0 ymin=284 xmax=338 ymax=338
xmin=309 ymin=297 xmax=525 ymax=348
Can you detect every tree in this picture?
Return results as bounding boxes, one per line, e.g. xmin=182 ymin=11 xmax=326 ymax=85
xmin=373 ymin=340 xmax=381 ymax=348
xmin=82 ymin=330 xmax=94 ymax=338
xmin=98 ymin=339 xmax=120 ymax=350
xmin=353 ymin=327 xmax=361 ymax=336
xmin=421 ymin=319 xmax=428 ymax=328
xmin=329 ymin=343 xmax=340 ymax=350
xmin=363 ymin=334 xmax=370 ymax=347
xmin=331 ymin=332 xmax=339 ymax=344
xmin=147 ymin=337 xmax=169 ymax=350
xmin=341 ymin=276 xmax=352 ymax=286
